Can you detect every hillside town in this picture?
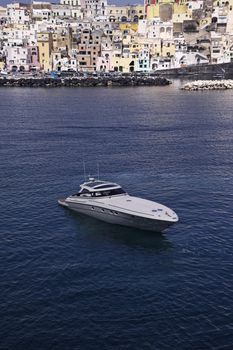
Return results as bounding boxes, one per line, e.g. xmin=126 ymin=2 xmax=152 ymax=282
xmin=0 ymin=0 xmax=233 ymax=74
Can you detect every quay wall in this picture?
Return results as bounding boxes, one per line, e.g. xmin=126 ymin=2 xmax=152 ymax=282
xmin=154 ymin=62 xmax=233 ymax=79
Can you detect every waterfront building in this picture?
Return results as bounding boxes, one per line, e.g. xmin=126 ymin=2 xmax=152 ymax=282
xmin=134 ymin=47 xmax=150 ymax=71
xmin=52 ymin=51 xmax=77 ymax=71
xmin=111 ymin=55 xmax=132 ymax=72
xmin=37 ymin=32 xmax=53 ymax=71
xmin=225 ymin=34 xmax=233 ymax=62
xmin=162 ymin=39 xmax=175 ymax=57
xmin=96 ymin=33 xmax=113 ymax=71
xmin=6 ymin=46 xmax=28 ymax=71
xmin=76 ymin=28 xmax=102 ymax=71
xmin=210 ymin=31 xmax=225 ymax=63
xmin=150 ymin=57 xmax=172 ymax=70
xmin=172 ymin=50 xmax=209 ymax=67
xmin=6 ymin=45 xmax=39 ymax=71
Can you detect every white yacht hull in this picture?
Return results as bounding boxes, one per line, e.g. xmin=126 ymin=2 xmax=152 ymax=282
xmin=58 ymin=199 xmax=175 ymax=232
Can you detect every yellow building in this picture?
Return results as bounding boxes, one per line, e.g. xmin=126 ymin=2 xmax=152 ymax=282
xmin=119 ymin=22 xmax=138 ymax=32
xmin=146 ymin=0 xmax=190 ymax=19
xmin=128 ymin=4 xmax=145 ymax=21
xmin=106 ymin=5 xmax=129 ymax=22
xmin=200 ymin=17 xmax=212 ymax=27
xmin=172 ymin=2 xmax=191 ymax=23
xmin=52 ymin=30 xmax=72 ymax=52
xmin=107 ymin=4 xmax=145 ymax=22
xmin=0 ymin=61 xmax=5 ymax=70
xmin=137 ymin=37 xmax=162 ymax=56
xmin=111 ymin=56 xmax=133 ymax=72
xmin=161 ymin=40 xmax=175 ymax=57
xmin=146 ymin=4 xmax=160 ymax=20
xmin=37 ymin=32 xmax=53 ymax=72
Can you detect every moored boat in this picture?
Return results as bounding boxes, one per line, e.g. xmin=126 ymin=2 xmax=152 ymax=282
xmin=58 ymin=178 xmax=178 ymax=232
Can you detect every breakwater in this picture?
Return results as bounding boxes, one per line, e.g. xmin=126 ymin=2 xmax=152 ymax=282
xmin=0 ymin=75 xmax=171 ymax=88
xmin=181 ymin=79 xmax=233 ymax=91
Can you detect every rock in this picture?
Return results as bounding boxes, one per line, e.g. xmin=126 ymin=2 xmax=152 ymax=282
xmin=0 ymin=75 xmax=171 ymax=88
xmin=181 ymin=79 xmax=233 ymax=91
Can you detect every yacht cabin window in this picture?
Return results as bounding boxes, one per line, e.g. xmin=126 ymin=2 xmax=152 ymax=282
xmin=77 ymin=187 xmax=125 ymax=197
xmin=80 ymin=188 xmax=91 ymax=197
xmin=93 ymin=188 xmax=125 ymax=197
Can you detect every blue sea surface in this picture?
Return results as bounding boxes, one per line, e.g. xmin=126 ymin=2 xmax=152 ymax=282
xmin=1 ymin=83 xmax=233 ymax=349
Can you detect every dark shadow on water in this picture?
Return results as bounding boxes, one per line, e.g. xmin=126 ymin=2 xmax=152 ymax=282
xmin=65 ymin=209 xmax=173 ymax=252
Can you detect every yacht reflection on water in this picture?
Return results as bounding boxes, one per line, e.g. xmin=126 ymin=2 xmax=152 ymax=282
xmin=67 ymin=210 xmax=173 ymax=252
xmin=58 ymin=177 xmax=179 ymax=233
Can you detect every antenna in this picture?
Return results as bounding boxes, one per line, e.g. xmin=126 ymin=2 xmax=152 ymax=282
xmin=83 ymin=159 xmax=86 ymax=181
xmin=97 ymin=162 xmax=100 ymax=180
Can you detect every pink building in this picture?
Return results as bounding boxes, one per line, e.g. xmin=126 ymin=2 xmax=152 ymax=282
xmin=6 ymin=45 xmax=40 ymax=72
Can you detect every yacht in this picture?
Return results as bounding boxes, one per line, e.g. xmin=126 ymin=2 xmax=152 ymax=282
xmin=58 ymin=178 xmax=178 ymax=232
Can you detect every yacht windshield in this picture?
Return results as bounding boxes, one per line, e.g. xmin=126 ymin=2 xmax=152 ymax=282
xmin=94 ymin=188 xmax=125 ymax=197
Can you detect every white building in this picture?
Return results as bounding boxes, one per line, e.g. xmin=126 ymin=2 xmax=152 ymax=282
xmin=60 ymin=0 xmax=82 ymax=7
xmin=187 ymin=1 xmax=204 ymax=11
xmin=51 ymin=4 xmax=72 ymax=19
xmin=0 ymin=6 xmax=7 ymax=19
xmin=150 ymin=57 xmax=172 ymax=70
xmin=6 ymin=46 xmax=30 ymax=71
xmin=210 ymin=31 xmax=225 ymax=63
xmin=32 ymin=1 xmax=52 ymax=22
xmin=212 ymin=5 xmax=228 ymax=25
xmin=7 ymin=3 xmax=30 ymax=25
xmin=135 ymin=48 xmax=150 ymax=72
xmin=138 ymin=19 xmax=173 ymax=40
xmin=172 ymin=51 xmax=209 ymax=68
xmin=4 ymin=27 xmax=36 ymax=47
xmin=226 ymin=9 xmax=233 ymax=33
xmin=52 ymin=52 xmax=77 ymax=71
xmin=84 ymin=0 xmax=107 ymax=20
